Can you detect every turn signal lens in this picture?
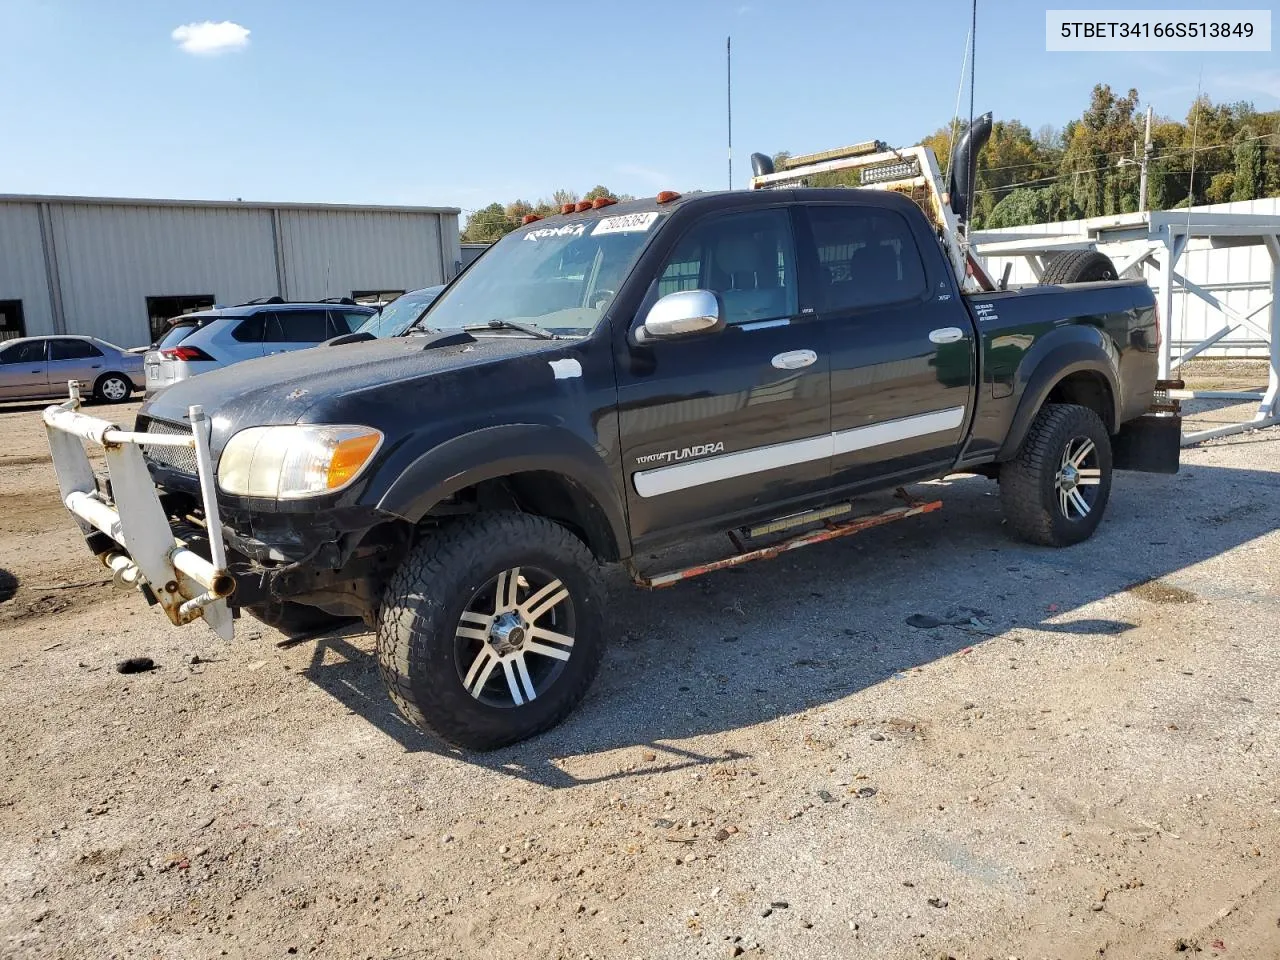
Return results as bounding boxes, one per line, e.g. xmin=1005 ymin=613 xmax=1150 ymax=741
xmin=326 ymin=432 xmax=382 ymax=490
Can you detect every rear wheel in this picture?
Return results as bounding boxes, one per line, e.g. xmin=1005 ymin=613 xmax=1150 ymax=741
xmin=94 ymin=373 xmax=132 ymax=403
xmin=376 ymin=512 xmax=606 ymax=750
xmin=1000 ymin=403 xmax=1113 ymax=547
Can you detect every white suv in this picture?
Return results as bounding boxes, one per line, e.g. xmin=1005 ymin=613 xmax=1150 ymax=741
xmin=145 ymin=299 xmax=374 ymax=393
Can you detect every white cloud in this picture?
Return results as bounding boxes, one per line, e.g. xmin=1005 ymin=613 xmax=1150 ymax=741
xmin=171 ymin=20 xmax=250 ymax=56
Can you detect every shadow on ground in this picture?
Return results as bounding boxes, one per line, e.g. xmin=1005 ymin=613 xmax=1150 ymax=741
xmin=288 ymin=455 xmax=1279 ymax=788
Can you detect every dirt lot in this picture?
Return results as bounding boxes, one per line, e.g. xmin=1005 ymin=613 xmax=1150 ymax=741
xmin=1 ymin=386 xmax=1278 ymax=960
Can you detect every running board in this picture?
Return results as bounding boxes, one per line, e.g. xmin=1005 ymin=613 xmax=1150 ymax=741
xmin=629 ymin=493 xmax=942 ymax=589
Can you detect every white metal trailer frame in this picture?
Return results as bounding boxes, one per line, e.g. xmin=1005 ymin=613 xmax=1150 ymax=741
xmin=43 ymin=382 xmax=236 ymax=639
xmin=973 ymin=210 xmax=1280 ymax=445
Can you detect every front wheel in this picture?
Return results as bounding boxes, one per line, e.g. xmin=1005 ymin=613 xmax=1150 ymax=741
xmin=376 ymin=512 xmax=607 ymax=750
xmin=1000 ymin=403 xmax=1113 ymax=547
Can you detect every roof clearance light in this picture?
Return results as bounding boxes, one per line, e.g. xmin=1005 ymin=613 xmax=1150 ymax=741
xmin=656 ymin=190 xmax=681 ymax=204
xmin=561 ymin=203 xmax=576 ymax=214
xmin=575 ymin=200 xmax=593 ymax=212
xmin=592 ymin=197 xmax=617 ymax=208
xmin=521 ymin=214 xmax=542 ymax=225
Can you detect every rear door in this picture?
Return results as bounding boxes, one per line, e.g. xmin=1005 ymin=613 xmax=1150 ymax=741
xmin=615 ymin=204 xmax=831 ymax=542
xmin=264 ymin=309 xmax=332 ymax=355
xmin=47 ymin=337 xmax=105 ymax=396
xmin=802 ymin=201 xmax=975 ymax=488
xmin=0 ymin=339 xmax=49 ymax=399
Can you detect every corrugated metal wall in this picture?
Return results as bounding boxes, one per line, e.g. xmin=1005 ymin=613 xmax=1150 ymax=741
xmin=0 ymin=202 xmax=54 ymax=336
xmin=51 ymin=203 xmax=279 ymax=346
xmin=976 ymin=198 xmax=1280 ymax=359
xmin=278 ymin=209 xmax=448 ymax=301
xmin=0 ymin=198 xmax=461 ymax=348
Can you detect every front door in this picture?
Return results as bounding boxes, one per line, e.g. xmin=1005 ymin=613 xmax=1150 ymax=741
xmin=803 ymin=201 xmax=975 ymax=489
xmin=615 ymin=205 xmax=831 ymax=544
xmin=0 ymin=339 xmax=49 ymax=399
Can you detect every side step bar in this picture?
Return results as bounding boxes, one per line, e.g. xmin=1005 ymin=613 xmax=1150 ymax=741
xmin=629 ymin=491 xmax=942 ymax=589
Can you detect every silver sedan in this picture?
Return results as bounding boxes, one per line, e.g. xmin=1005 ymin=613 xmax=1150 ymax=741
xmin=0 ymin=335 xmax=145 ymax=403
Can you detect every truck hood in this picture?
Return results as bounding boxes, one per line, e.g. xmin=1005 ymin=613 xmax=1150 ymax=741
xmin=138 ymin=332 xmax=566 ymax=445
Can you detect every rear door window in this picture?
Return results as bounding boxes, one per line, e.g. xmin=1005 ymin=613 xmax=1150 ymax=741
xmin=267 ymin=310 xmax=331 ymax=343
xmin=806 ymin=206 xmax=928 ymax=312
xmin=49 ymin=338 xmax=104 ymax=360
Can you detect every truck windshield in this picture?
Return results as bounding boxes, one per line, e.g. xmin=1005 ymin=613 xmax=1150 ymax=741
xmin=421 ymin=213 xmax=666 ymax=338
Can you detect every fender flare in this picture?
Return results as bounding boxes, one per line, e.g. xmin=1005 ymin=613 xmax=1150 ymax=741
xmin=374 ymin=424 xmax=631 ymax=559
xmin=997 ymin=335 xmax=1121 ymax=461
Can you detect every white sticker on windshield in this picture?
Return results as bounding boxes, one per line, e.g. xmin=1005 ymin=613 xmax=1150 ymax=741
xmin=525 ymin=224 xmax=586 ymax=242
xmin=592 ymin=212 xmax=660 ymax=236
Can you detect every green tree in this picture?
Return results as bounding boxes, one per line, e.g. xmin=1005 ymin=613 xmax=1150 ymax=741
xmin=461 ymin=202 xmax=515 ymax=242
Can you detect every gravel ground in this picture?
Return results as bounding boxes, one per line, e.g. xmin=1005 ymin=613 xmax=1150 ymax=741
xmin=1 ymin=392 xmax=1278 ymax=960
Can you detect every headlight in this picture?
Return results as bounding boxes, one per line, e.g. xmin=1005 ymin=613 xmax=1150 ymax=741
xmin=217 ymin=425 xmax=383 ymax=499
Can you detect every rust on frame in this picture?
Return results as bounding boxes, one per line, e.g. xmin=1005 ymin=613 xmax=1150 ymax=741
xmin=631 ymin=498 xmax=943 ymax=589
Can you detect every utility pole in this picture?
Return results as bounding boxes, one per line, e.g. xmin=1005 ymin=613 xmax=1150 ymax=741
xmin=727 ymin=36 xmax=733 ymax=190
xmin=1138 ymin=105 xmax=1153 ymax=213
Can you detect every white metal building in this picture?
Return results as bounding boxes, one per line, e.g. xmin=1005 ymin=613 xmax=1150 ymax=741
xmin=0 ymin=195 xmax=462 ymax=348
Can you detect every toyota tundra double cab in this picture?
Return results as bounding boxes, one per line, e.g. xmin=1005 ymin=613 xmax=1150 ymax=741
xmin=44 ymin=187 xmax=1179 ymax=749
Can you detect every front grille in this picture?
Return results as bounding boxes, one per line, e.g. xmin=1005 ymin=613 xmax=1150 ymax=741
xmin=141 ymin=418 xmax=199 ymax=475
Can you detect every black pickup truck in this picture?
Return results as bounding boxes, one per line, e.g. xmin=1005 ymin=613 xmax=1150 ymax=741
xmin=72 ymin=188 xmax=1179 ymax=749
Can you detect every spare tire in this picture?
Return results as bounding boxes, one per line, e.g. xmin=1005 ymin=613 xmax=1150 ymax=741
xmin=1040 ymin=250 xmax=1118 ymax=284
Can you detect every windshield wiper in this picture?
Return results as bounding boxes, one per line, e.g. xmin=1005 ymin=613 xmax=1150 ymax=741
xmin=463 ymin=319 xmax=557 ymax=340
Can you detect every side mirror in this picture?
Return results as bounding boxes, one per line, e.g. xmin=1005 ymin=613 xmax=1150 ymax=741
xmin=637 ymin=290 xmax=724 ymax=343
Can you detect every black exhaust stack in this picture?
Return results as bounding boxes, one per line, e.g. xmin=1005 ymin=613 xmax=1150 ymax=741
xmin=947 ymin=111 xmax=992 ymax=222
xmin=750 ymin=152 xmax=775 ymax=177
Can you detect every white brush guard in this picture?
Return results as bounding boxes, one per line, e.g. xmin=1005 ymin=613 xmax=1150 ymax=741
xmin=43 ymin=382 xmax=236 ymax=640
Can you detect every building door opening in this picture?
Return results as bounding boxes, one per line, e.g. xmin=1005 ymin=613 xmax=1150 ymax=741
xmin=146 ymin=295 xmax=215 ymax=343
xmin=0 ymin=300 xmax=26 ymax=343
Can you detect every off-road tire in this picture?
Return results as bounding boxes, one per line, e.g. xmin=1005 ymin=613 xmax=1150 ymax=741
xmin=377 ymin=512 xmax=606 ymax=751
xmin=94 ymin=373 xmax=132 ymax=403
xmin=245 ymin=599 xmax=352 ymax=637
xmin=1040 ymin=250 xmax=1118 ymax=284
xmin=1000 ymin=403 xmax=1113 ymax=547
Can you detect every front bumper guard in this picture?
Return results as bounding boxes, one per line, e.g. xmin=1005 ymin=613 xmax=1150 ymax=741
xmin=43 ymin=382 xmax=235 ymax=640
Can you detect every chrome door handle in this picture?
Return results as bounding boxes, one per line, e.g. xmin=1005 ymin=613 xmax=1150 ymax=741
xmin=771 ymin=349 xmax=817 ymax=370
xmin=929 ymin=327 xmax=965 ymax=344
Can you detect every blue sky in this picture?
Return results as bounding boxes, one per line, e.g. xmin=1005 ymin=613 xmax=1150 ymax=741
xmin=1 ymin=0 xmax=1276 ymax=218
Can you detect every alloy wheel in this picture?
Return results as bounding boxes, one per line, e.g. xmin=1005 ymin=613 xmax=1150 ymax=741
xmin=454 ymin=566 xmax=575 ymax=708
xmin=1055 ymin=436 xmax=1102 ymax=520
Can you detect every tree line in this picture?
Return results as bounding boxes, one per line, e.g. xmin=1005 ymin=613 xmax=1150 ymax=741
xmin=462 ymin=85 xmax=1279 ymax=240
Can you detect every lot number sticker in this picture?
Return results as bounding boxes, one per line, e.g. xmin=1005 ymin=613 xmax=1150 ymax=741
xmin=593 ymin=212 xmax=660 ymax=236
